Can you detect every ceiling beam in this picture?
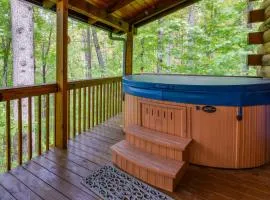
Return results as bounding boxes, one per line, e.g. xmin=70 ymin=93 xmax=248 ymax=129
xmin=130 ymin=0 xmax=200 ymax=27
xmin=107 ymin=0 xmax=136 ymax=13
xmin=39 ymin=0 xmax=129 ymax=32
xmin=67 ymin=0 xmax=129 ymax=32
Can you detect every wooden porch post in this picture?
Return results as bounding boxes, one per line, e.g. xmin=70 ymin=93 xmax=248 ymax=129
xmin=125 ymin=26 xmax=134 ymax=75
xmin=55 ymin=0 xmax=68 ymax=149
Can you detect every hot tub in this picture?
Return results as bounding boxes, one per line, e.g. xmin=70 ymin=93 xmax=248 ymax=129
xmin=123 ymin=74 xmax=270 ymax=168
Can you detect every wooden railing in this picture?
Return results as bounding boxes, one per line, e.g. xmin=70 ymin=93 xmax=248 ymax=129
xmin=0 ymin=83 xmax=58 ymax=171
xmin=67 ymin=76 xmax=122 ymax=138
xmin=0 ymin=76 xmax=122 ymax=172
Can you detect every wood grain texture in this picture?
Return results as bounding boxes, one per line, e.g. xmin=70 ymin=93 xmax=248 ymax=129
xmin=125 ymin=94 xmax=270 ymax=168
xmin=55 ymin=0 xmax=68 ymax=149
xmin=111 ymin=140 xmax=187 ymax=192
xmin=1 ymin=115 xmax=270 ymax=200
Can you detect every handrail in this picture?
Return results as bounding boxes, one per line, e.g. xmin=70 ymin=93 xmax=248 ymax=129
xmin=0 ymin=76 xmax=123 ymax=101
xmin=0 ymin=83 xmax=58 ymax=101
xmin=68 ymin=76 xmax=122 ymax=89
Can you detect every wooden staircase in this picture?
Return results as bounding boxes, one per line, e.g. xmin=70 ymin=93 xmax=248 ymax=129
xmin=111 ymin=124 xmax=192 ymax=192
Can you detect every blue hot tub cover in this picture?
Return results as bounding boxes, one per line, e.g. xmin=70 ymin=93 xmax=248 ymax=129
xmin=123 ymin=74 xmax=270 ymax=106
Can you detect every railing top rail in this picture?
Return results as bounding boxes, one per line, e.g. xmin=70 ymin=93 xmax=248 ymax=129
xmin=0 ymin=76 xmax=123 ymax=101
xmin=68 ymin=76 xmax=122 ymax=90
xmin=0 ymin=83 xmax=58 ymax=101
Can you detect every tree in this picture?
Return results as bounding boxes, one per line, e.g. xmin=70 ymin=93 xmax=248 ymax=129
xmin=92 ymin=27 xmax=105 ymax=75
xmin=11 ymin=0 xmax=35 ymax=118
xmin=83 ymin=26 xmax=92 ymax=78
xmin=0 ymin=0 xmax=11 ymax=87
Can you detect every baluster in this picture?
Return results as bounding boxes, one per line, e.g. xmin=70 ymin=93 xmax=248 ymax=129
xmin=109 ymin=83 xmax=112 ymax=119
xmin=46 ymin=94 xmax=50 ymax=151
xmin=96 ymin=85 xmax=99 ymax=125
xmin=67 ymin=90 xmax=70 ymax=139
xmin=100 ymin=84 xmax=103 ymax=124
xmin=38 ymin=96 xmax=42 ymax=156
xmin=88 ymin=87 xmax=91 ymax=129
xmin=106 ymin=83 xmax=109 ymax=121
xmin=91 ymin=86 xmax=95 ymax=128
xmin=18 ymin=98 xmax=23 ymax=165
xmin=28 ymin=97 xmax=32 ymax=161
xmin=54 ymin=94 xmax=56 ymax=146
xmin=6 ymin=100 xmax=11 ymax=171
xmin=78 ymin=88 xmax=82 ymax=134
xmin=73 ymin=89 xmax=76 ymax=138
xmin=112 ymin=82 xmax=115 ymax=117
xmin=118 ymin=80 xmax=121 ymax=114
xmin=83 ymin=87 xmax=86 ymax=132
xmin=102 ymin=83 xmax=105 ymax=122
xmin=120 ymin=82 xmax=123 ymax=112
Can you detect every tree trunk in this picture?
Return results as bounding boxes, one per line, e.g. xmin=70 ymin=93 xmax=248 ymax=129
xmin=157 ymin=19 xmax=164 ymax=73
xmin=83 ymin=27 xmax=92 ymax=79
xmin=41 ymin=25 xmax=53 ymax=84
xmin=187 ymin=5 xmax=195 ymax=67
xmin=1 ymin=37 xmax=11 ymax=87
xmin=11 ymin=0 xmax=35 ymax=119
xmin=11 ymin=0 xmax=35 ymax=157
xmin=92 ymin=27 xmax=105 ymax=75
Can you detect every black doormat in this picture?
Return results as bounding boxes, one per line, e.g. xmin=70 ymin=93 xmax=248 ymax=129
xmin=81 ymin=165 xmax=174 ymax=200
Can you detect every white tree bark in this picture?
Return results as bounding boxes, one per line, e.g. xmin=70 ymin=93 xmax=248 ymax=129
xmin=11 ymin=0 xmax=35 ymax=120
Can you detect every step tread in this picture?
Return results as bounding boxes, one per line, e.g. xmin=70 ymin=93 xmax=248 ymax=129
xmin=124 ymin=125 xmax=192 ymax=150
xmin=111 ymin=140 xmax=186 ymax=178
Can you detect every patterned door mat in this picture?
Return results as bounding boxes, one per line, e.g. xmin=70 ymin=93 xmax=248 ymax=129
xmin=81 ymin=165 xmax=174 ymax=200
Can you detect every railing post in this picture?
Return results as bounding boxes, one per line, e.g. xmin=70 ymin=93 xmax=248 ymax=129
xmin=124 ymin=26 xmax=134 ymax=75
xmin=55 ymin=0 xmax=68 ymax=149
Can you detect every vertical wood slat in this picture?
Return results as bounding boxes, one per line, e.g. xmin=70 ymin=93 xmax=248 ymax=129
xmin=120 ymin=82 xmax=123 ymax=112
xmin=46 ymin=94 xmax=50 ymax=151
xmin=106 ymin=83 xmax=109 ymax=120
xmin=112 ymin=81 xmax=115 ymax=116
xmin=73 ymin=89 xmax=76 ymax=138
xmin=18 ymin=99 xmax=22 ymax=165
xmin=108 ymin=83 xmax=112 ymax=118
xmin=67 ymin=90 xmax=70 ymax=139
xmin=28 ymin=97 xmax=32 ymax=161
xmin=54 ymin=94 xmax=56 ymax=146
xmin=83 ymin=87 xmax=86 ymax=132
xmin=38 ymin=96 xmax=42 ymax=156
xmin=118 ymin=80 xmax=121 ymax=113
xmin=100 ymin=84 xmax=103 ymax=123
xmin=91 ymin=86 xmax=95 ymax=128
xmin=102 ymin=84 xmax=105 ymax=122
xmin=96 ymin=85 xmax=99 ymax=125
xmin=78 ymin=88 xmax=82 ymax=134
xmin=6 ymin=100 xmax=11 ymax=171
xmin=88 ymin=87 xmax=91 ymax=129
xmin=116 ymin=81 xmax=119 ymax=114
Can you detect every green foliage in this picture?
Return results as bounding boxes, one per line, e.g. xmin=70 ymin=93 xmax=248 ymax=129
xmin=134 ymin=0 xmax=259 ymax=76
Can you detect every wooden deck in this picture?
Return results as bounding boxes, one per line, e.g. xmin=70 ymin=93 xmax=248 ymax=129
xmin=0 ymin=114 xmax=270 ymax=200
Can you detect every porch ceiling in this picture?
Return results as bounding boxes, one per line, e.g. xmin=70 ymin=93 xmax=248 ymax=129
xmin=25 ymin=0 xmax=199 ymax=33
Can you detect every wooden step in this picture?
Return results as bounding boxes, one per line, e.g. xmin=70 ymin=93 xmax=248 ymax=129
xmin=111 ymin=140 xmax=188 ymax=192
xmin=125 ymin=125 xmax=192 ymax=150
xmin=124 ymin=125 xmax=192 ymax=161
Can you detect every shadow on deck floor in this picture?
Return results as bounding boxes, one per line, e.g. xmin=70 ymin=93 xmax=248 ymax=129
xmin=0 ymin=114 xmax=269 ymax=200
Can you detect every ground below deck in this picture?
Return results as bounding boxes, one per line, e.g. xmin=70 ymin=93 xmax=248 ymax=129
xmin=0 ymin=114 xmax=269 ymax=200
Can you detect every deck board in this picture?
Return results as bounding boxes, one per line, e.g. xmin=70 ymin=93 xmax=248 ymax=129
xmin=0 ymin=114 xmax=270 ymax=200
